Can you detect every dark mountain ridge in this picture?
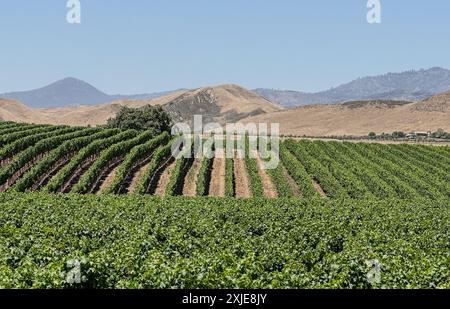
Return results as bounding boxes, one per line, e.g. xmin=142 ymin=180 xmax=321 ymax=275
xmin=254 ymin=67 xmax=450 ymax=107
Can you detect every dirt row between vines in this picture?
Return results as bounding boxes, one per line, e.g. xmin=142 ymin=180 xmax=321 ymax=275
xmin=0 ymin=151 xmax=49 ymax=192
xmin=182 ymin=158 xmax=203 ymax=197
xmin=312 ymin=179 xmax=327 ymax=197
xmin=97 ymin=167 xmax=118 ymax=194
xmin=282 ymin=166 xmax=303 ymax=197
xmin=209 ymin=150 xmax=225 ymax=197
xmin=91 ymin=157 xmax=124 ymax=194
xmin=60 ymin=156 xmax=98 ymax=193
xmin=155 ymin=160 xmax=176 ymax=197
xmin=32 ymin=152 xmax=76 ymax=191
xmin=127 ymin=163 xmax=150 ymax=194
xmin=234 ymin=155 xmax=251 ymax=198
xmin=254 ymin=151 xmax=278 ymax=198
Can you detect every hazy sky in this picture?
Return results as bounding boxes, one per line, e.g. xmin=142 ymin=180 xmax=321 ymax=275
xmin=1 ymin=0 xmax=449 ymax=94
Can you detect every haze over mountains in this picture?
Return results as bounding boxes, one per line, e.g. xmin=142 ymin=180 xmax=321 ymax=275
xmin=1 ymin=67 xmax=450 ymax=108
xmin=0 ymin=77 xmax=180 ymax=108
xmin=254 ymin=67 xmax=450 ymax=106
xmin=0 ymin=67 xmax=449 ymax=137
xmin=0 ymin=84 xmax=281 ymax=127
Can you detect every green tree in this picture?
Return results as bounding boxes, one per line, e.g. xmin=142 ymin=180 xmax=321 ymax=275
xmin=432 ymin=128 xmax=446 ymax=139
xmin=368 ymin=132 xmax=377 ymax=139
xmin=107 ymin=105 xmax=172 ymax=134
xmin=392 ymin=131 xmax=406 ymax=139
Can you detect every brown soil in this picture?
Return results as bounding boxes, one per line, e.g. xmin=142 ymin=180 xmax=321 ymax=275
xmin=234 ymin=155 xmax=251 ymax=198
xmin=60 ymin=155 xmax=98 ymax=193
xmin=117 ymin=153 xmax=157 ymax=194
xmin=127 ymin=163 xmax=150 ymax=194
xmin=254 ymin=151 xmax=278 ymax=198
xmin=32 ymin=153 xmax=75 ymax=191
xmin=0 ymin=152 xmax=48 ymax=192
xmin=209 ymin=153 xmax=225 ymax=197
xmin=243 ymin=95 xmax=450 ymax=137
xmin=312 ymin=179 xmax=327 ymax=197
xmin=0 ymin=157 xmax=14 ymax=169
xmin=182 ymin=158 xmax=202 ymax=197
xmin=97 ymin=168 xmax=118 ymax=195
xmin=89 ymin=156 xmax=124 ymax=194
xmin=282 ymin=166 xmax=303 ymax=197
xmin=155 ymin=160 xmax=176 ymax=197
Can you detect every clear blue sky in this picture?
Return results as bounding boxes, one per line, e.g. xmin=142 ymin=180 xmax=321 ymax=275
xmin=1 ymin=0 xmax=449 ymax=94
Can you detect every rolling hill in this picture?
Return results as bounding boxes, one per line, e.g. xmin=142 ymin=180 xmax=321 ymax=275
xmin=0 ymin=85 xmax=282 ymax=127
xmin=1 ymin=82 xmax=448 ymax=137
xmin=243 ymin=93 xmax=450 ymax=136
xmin=164 ymin=84 xmax=282 ymax=125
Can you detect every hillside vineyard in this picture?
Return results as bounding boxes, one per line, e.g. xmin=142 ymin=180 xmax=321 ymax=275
xmin=0 ymin=121 xmax=449 ymax=288
xmin=0 ymin=121 xmax=448 ymax=199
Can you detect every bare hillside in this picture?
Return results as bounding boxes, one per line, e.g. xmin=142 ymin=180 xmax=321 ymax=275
xmin=1 ymin=86 xmax=449 ymax=137
xmin=165 ymin=84 xmax=282 ymax=125
xmin=0 ymin=85 xmax=281 ymax=127
xmin=243 ymin=96 xmax=450 ymax=136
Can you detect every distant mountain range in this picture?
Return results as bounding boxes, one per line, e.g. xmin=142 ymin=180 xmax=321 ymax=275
xmin=1 ymin=67 xmax=450 ymax=108
xmin=254 ymin=67 xmax=450 ymax=106
xmin=1 ymin=84 xmax=449 ymax=136
xmin=0 ymin=77 xmax=180 ymax=108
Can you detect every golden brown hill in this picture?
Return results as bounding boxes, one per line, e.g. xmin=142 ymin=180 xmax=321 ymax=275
xmin=2 ymin=86 xmax=449 ymax=137
xmin=243 ymin=97 xmax=450 ymax=136
xmin=164 ymin=84 xmax=282 ymax=124
xmin=0 ymin=91 xmax=185 ymax=126
xmin=412 ymin=90 xmax=450 ymax=113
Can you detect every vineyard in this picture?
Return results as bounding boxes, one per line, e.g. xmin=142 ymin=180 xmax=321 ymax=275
xmin=0 ymin=121 xmax=448 ymax=199
xmin=0 ymin=121 xmax=449 ymax=288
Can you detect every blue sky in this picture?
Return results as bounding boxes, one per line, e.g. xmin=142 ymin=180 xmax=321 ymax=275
xmin=0 ymin=0 xmax=449 ymax=94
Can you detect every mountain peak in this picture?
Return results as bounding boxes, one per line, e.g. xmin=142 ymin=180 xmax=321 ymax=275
xmin=0 ymin=78 xmax=111 ymax=108
xmin=427 ymin=66 xmax=446 ymax=72
xmin=55 ymin=77 xmax=91 ymax=85
xmin=0 ymin=78 xmax=182 ymax=108
xmin=47 ymin=77 xmax=106 ymax=93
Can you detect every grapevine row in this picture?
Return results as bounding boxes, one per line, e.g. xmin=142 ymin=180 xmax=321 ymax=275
xmin=284 ymin=139 xmax=347 ymax=198
xmin=165 ymin=141 xmax=194 ymax=196
xmin=320 ymin=141 xmax=396 ymax=198
xmin=0 ymin=124 xmax=53 ymax=147
xmin=12 ymin=129 xmax=120 ymax=192
xmin=104 ymin=132 xmax=170 ymax=194
xmin=0 ymin=126 xmax=78 ymax=166
xmin=0 ymin=127 xmax=97 ymax=190
xmin=196 ymin=139 xmax=215 ymax=197
xmin=245 ymin=136 xmax=264 ymax=198
xmin=279 ymin=142 xmax=318 ymax=198
xmin=44 ymin=130 xmax=138 ymax=193
xmin=72 ymin=130 xmax=156 ymax=194
xmin=224 ymin=137 xmax=235 ymax=197
xmin=135 ymin=140 xmax=175 ymax=195
xmin=340 ymin=142 xmax=419 ymax=199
